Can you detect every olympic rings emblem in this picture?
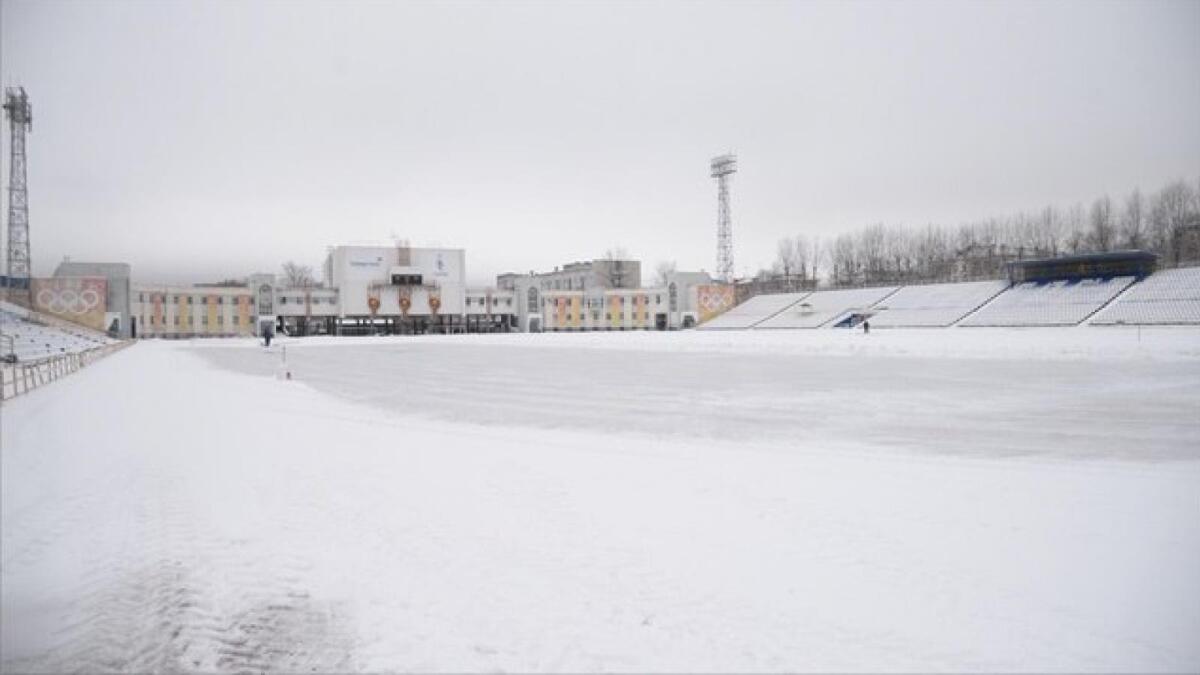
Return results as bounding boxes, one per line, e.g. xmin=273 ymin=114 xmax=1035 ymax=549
xmin=699 ymin=289 xmax=733 ymax=313
xmin=37 ymin=287 xmax=102 ymax=315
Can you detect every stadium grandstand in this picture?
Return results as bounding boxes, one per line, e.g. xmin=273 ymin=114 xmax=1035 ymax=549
xmin=1 ymin=300 xmax=125 ymax=400
xmin=1 ymin=301 xmax=117 ymax=362
xmin=756 ymin=285 xmax=899 ymax=329
xmin=867 ymin=280 xmax=1008 ymax=328
xmin=957 ymin=277 xmax=1135 ymax=327
xmin=1090 ymin=266 xmax=1200 ymax=325
xmin=958 ymin=251 xmax=1149 ymax=327
xmin=697 ymin=292 xmax=810 ymax=330
xmin=697 ymin=252 xmax=1200 ymax=330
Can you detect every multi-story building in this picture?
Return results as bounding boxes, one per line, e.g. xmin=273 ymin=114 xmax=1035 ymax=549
xmin=498 ymin=258 xmax=645 ymax=332
xmin=130 ymin=284 xmax=257 ymax=338
xmin=127 ymin=248 xmax=706 ymax=338
xmin=464 ymin=287 xmax=518 ymax=332
xmin=498 ymin=259 xmax=642 ymax=294
xmin=323 ymin=244 xmax=518 ymax=334
xmin=517 ymin=268 xmax=712 ymax=332
xmin=273 ymin=286 xmax=341 ymax=335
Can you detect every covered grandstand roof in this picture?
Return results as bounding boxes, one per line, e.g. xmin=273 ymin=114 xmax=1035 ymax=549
xmin=1006 ymin=250 xmax=1157 ymax=283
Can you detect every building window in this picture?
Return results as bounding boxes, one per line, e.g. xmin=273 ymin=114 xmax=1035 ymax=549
xmin=280 ymin=296 xmax=287 ymax=304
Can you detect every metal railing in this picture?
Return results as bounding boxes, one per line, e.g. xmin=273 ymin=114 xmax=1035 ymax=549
xmin=0 ymin=340 xmax=133 ymax=401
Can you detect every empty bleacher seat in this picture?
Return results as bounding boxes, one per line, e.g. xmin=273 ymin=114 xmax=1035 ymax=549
xmin=698 ymin=292 xmax=810 ymax=330
xmin=869 ymin=280 xmax=1009 ymax=328
xmin=757 ymin=286 xmax=898 ymax=329
xmin=959 ymin=277 xmax=1134 ymax=327
xmin=1 ymin=306 xmax=116 ymax=362
xmin=1090 ymin=267 xmax=1200 ymax=325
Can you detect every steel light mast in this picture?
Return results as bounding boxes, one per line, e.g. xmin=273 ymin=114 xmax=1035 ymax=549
xmin=711 ymin=153 xmax=736 ymax=283
xmin=4 ymin=87 xmax=33 ymax=304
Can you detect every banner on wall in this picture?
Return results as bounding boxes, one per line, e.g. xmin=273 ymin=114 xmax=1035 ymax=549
xmin=32 ymin=277 xmax=108 ymax=331
xmin=696 ymin=284 xmax=736 ymax=323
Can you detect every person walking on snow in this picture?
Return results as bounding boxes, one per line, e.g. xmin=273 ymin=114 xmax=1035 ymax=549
xmin=862 ymin=319 xmax=870 ymax=334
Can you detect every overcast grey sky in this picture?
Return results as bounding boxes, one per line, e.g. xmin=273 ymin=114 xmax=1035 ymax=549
xmin=2 ymin=0 xmax=1198 ymax=284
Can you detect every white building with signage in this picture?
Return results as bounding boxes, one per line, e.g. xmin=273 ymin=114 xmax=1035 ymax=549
xmin=323 ymin=244 xmax=479 ymax=333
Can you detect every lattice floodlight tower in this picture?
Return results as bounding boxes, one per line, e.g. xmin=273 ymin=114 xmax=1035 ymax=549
xmin=4 ymin=87 xmax=32 ymax=303
xmin=711 ymin=153 xmax=736 ymax=283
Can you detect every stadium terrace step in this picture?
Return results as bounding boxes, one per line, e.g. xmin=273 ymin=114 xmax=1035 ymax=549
xmin=958 ymin=277 xmax=1135 ymax=327
xmin=868 ymin=280 xmax=1010 ymax=328
xmin=756 ymin=286 xmax=899 ymax=329
xmin=1090 ymin=266 xmax=1200 ymax=325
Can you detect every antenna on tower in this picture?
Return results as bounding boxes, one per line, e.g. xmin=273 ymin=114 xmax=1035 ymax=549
xmin=711 ymin=153 xmax=737 ymax=283
xmin=4 ymin=87 xmax=33 ymax=305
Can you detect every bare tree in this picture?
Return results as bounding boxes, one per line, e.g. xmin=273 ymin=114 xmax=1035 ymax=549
xmin=830 ymin=233 xmax=858 ymax=286
xmin=1154 ymin=180 xmax=1199 ymax=264
xmin=1088 ymin=195 xmax=1115 ymax=252
xmin=280 ymin=261 xmax=316 ymax=335
xmin=745 ymin=174 xmax=1197 ymax=290
xmin=770 ymin=236 xmax=814 ymax=291
xmin=1037 ymin=205 xmax=1063 ymax=257
xmin=857 ymin=224 xmax=887 ymax=284
xmin=653 ymin=260 xmax=677 ymax=287
xmin=1119 ymin=189 xmax=1145 ymax=250
xmin=1063 ymin=203 xmax=1087 ymax=254
xmin=807 ymin=237 xmax=824 ymax=285
xmin=596 ymin=246 xmax=634 ymax=288
xmin=281 ymin=261 xmax=315 ymax=288
xmin=601 ymin=246 xmax=630 ymax=261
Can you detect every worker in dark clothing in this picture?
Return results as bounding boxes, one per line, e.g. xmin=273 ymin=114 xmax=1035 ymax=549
xmin=863 ymin=319 xmax=870 ymax=334
xmin=263 ymin=326 xmax=274 ymax=347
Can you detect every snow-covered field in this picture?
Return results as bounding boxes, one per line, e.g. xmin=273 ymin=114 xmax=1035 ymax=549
xmin=3 ymin=328 xmax=1199 ymax=672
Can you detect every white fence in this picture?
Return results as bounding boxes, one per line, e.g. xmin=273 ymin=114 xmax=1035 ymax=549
xmin=1 ymin=341 xmax=133 ymax=401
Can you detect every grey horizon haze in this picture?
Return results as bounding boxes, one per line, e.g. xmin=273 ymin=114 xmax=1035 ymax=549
xmin=2 ymin=0 xmax=1198 ymax=286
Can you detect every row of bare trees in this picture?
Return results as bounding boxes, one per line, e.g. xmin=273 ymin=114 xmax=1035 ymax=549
xmin=768 ymin=177 xmax=1200 ymax=289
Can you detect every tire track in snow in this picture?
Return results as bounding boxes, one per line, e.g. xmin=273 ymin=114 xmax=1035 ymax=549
xmin=4 ymin=473 xmax=355 ymax=673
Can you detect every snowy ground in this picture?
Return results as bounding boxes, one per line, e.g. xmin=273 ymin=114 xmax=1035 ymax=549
xmin=3 ymin=328 xmax=1199 ymax=672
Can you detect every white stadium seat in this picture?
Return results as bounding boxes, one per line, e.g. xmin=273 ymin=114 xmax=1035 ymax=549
xmin=868 ymin=280 xmax=1009 ymax=328
xmin=698 ymin=292 xmax=810 ymax=329
xmin=1090 ymin=267 xmax=1200 ymax=325
xmin=756 ymin=286 xmax=898 ymax=329
xmin=1 ymin=305 xmax=117 ymax=362
xmin=959 ymin=277 xmax=1135 ymax=327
